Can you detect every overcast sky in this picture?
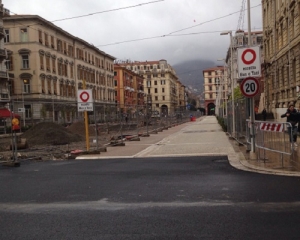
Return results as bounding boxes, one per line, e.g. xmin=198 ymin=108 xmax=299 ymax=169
xmin=5 ymin=0 xmax=262 ymax=66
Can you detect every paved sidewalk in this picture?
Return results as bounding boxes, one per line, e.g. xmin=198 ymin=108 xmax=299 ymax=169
xmin=77 ymin=116 xmax=300 ymax=177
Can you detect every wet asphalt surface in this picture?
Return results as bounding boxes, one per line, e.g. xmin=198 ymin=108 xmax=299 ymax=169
xmin=1 ymin=156 xmax=300 ymax=240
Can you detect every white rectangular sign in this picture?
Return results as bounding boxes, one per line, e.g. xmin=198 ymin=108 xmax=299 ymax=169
xmin=78 ymin=102 xmax=93 ymax=112
xmin=18 ymin=108 xmax=25 ymax=113
xmin=237 ymin=46 xmax=261 ymax=78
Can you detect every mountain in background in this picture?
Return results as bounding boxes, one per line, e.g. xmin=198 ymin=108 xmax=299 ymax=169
xmin=173 ymin=59 xmax=217 ymax=94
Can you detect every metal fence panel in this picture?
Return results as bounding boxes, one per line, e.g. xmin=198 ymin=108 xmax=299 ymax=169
xmin=0 ymin=99 xmax=206 ymax=162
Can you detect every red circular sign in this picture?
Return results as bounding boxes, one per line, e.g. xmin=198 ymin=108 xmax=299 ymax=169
xmin=240 ymin=77 xmax=260 ymax=98
xmin=241 ymin=49 xmax=256 ymax=65
xmin=80 ymin=91 xmax=90 ymax=102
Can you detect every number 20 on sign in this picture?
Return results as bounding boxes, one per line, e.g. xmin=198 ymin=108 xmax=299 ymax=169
xmin=240 ymin=77 xmax=260 ymax=98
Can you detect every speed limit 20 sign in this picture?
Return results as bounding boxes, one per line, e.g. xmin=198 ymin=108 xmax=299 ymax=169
xmin=240 ymin=77 xmax=260 ymax=98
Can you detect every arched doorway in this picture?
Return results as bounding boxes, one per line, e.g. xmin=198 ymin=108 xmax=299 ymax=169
xmin=161 ymin=105 xmax=168 ymax=117
xmin=207 ymin=103 xmax=215 ymax=115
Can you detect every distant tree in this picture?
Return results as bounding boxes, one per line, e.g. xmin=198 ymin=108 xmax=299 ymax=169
xmin=228 ymin=86 xmax=244 ymax=100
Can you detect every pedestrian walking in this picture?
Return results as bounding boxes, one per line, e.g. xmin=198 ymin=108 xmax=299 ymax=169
xmin=262 ymin=108 xmax=267 ymax=121
xmin=281 ymin=103 xmax=300 ymax=148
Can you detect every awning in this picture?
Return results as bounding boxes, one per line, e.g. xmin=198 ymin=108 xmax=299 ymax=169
xmin=0 ymin=108 xmax=21 ymax=118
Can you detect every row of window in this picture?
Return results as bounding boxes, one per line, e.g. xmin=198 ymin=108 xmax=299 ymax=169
xmin=127 ymin=64 xmax=166 ymax=71
xmin=6 ymin=54 xmax=31 ymax=70
xmin=271 ymin=59 xmax=298 ymax=89
xmin=145 ymin=87 xmax=165 ymax=94
xmin=4 ymin=27 xmax=114 ymax=71
xmin=40 ymin=54 xmax=75 ymax=78
xmin=233 ymin=35 xmax=263 ymax=47
xmin=205 ymin=71 xmax=224 ymax=76
xmin=40 ymin=78 xmax=115 ymax=101
xmin=154 ymin=96 xmax=166 ymax=101
xmin=146 ymin=80 xmax=166 ymax=87
xmin=147 ymin=74 xmax=165 ymax=78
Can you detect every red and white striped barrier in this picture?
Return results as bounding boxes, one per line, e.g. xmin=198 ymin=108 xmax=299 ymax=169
xmin=259 ymin=122 xmax=284 ymax=132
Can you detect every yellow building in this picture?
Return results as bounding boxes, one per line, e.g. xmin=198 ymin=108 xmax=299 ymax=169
xmin=262 ymin=0 xmax=300 ymax=119
xmin=4 ymin=14 xmax=115 ymax=124
xmin=117 ymin=59 xmax=185 ymax=115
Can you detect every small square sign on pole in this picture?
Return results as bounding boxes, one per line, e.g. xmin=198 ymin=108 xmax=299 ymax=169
xmin=77 ymin=89 xmax=93 ymax=112
xmin=237 ymin=46 xmax=261 ymax=78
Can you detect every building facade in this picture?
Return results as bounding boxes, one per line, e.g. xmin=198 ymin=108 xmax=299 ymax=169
xmin=114 ymin=64 xmax=145 ymax=117
xmin=0 ymin=1 xmax=9 ymax=108
xmin=262 ymin=0 xmax=300 ymax=119
xmin=202 ymin=66 xmax=225 ymax=115
xmin=4 ymin=14 xmax=115 ymax=125
xmin=117 ymin=59 xmax=185 ymax=115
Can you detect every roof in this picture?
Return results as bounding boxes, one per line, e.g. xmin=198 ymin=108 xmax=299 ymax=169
xmin=0 ymin=108 xmax=21 ymax=118
xmin=202 ymin=66 xmax=224 ymax=72
xmin=4 ymin=14 xmax=116 ymax=60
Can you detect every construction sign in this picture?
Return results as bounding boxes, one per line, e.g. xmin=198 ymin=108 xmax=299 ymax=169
xmin=237 ymin=46 xmax=261 ymax=78
xmin=12 ymin=117 xmax=20 ymax=131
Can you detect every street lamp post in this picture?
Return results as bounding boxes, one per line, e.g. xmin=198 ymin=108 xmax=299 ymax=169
xmin=217 ymin=59 xmax=228 ymax=117
xmin=215 ymin=71 xmax=221 ymax=117
xmin=220 ymin=31 xmax=235 ymax=137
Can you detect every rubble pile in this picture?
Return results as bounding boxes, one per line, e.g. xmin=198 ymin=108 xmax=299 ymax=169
xmin=21 ymin=122 xmax=84 ymax=146
xmin=67 ymin=121 xmax=98 ymax=136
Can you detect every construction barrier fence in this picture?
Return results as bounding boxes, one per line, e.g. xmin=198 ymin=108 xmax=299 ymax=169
xmin=0 ymin=99 xmax=203 ymax=153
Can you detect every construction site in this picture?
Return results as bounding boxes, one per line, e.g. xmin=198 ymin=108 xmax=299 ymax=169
xmin=0 ymin=112 xmax=199 ymax=165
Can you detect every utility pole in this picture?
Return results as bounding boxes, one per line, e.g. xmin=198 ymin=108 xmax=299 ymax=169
xmin=220 ymin=31 xmax=235 ymax=137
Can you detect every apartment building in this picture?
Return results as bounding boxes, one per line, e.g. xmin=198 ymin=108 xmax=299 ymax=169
xmin=262 ymin=0 xmax=300 ymax=119
xmin=0 ymin=1 xmax=9 ymax=108
xmin=202 ymin=66 xmax=225 ymax=115
xmin=177 ymin=81 xmax=187 ymax=110
xmin=114 ymin=64 xmax=145 ymax=116
xmin=3 ymin=14 xmax=115 ymax=124
xmin=117 ymin=59 xmax=185 ymax=115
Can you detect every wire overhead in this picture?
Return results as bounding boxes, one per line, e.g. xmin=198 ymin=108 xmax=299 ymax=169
xmin=7 ymin=1 xmax=262 ymax=49
xmin=51 ymin=0 xmax=165 ymax=22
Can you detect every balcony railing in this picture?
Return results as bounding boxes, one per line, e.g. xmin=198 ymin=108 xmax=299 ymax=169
xmin=0 ymin=49 xmax=7 ymax=59
xmin=0 ymin=27 xmax=4 ymax=38
xmin=0 ymin=71 xmax=8 ymax=79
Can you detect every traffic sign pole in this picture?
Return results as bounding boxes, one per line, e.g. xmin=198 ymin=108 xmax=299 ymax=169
xmin=83 ymin=80 xmax=90 ymax=151
xmin=247 ymin=0 xmax=256 ymax=156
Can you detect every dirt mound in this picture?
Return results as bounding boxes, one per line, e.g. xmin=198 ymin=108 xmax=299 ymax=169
xmin=21 ymin=122 xmax=84 ymax=146
xmin=67 ymin=121 xmax=97 ymax=136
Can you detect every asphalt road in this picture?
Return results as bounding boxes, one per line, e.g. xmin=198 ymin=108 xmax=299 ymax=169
xmin=1 ymin=156 xmax=300 ymax=240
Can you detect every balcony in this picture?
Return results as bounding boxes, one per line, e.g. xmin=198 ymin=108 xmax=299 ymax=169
xmin=3 ymin=8 xmax=10 ymax=17
xmin=0 ymin=49 xmax=7 ymax=60
xmin=0 ymin=92 xmax=9 ymax=103
xmin=0 ymin=71 xmax=7 ymax=79
xmin=0 ymin=27 xmax=4 ymax=38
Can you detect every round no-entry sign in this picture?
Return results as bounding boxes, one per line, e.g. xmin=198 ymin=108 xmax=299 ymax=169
xmin=77 ymin=89 xmax=93 ymax=103
xmin=79 ymin=91 xmax=90 ymax=102
xmin=240 ymin=77 xmax=260 ymax=98
xmin=241 ymin=48 xmax=256 ymax=65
